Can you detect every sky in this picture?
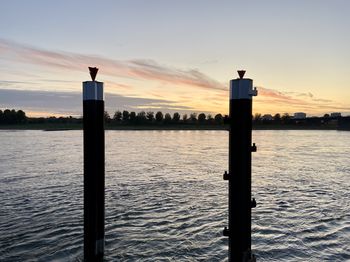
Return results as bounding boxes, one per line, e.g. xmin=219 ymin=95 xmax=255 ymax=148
xmin=0 ymin=0 xmax=349 ymax=117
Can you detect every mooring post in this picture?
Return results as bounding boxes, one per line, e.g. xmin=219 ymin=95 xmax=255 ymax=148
xmin=83 ymin=67 xmax=105 ymax=261
xmin=223 ymin=70 xmax=257 ymax=261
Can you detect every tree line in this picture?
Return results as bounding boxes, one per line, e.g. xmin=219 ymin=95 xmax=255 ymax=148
xmin=104 ymin=110 xmax=225 ymax=125
xmin=0 ymin=109 xmax=226 ymax=126
xmin=0 ymin=109 xmax=27 ymax=124
xmin=253 ymin=113 xmax=291 ymax=124
xmin=0 ymin=108 xmax=346 ymax=127
xmin=252 ymin=112 xmax=342 ymax=126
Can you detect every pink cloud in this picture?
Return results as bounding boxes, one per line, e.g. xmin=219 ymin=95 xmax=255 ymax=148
xmin=0 ymin=39 xmax=225 ymax=91
xmin=256 ymin=86 xmax=350 ymax=113
xmin=1 ymin=38 xmax=348 ymax=115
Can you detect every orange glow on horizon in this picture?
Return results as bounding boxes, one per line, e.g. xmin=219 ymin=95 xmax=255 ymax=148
xmin=25 ymin=110 xmax=80 ymax=118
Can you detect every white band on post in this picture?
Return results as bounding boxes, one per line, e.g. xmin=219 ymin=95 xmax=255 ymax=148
xmin=83 ymin=81 xmax=104 ymax=101
xmin=230 ymin=79 xmax=257 ymax=100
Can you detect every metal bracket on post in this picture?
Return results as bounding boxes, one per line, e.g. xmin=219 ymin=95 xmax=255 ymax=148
xmin=223 ymin=227 xmax=229 ymax=237
xmin=251 ymin=143 xmax=257 ymax=152
xmin=249 ymin=87 xmax=258 ymax=97
xmin=223 ymin=171 xmax=229 ymax=180
xmin=244 ymin=251 xmax=257 ymax=262
xmin=251 ymin=198 xmax=257 ymax=208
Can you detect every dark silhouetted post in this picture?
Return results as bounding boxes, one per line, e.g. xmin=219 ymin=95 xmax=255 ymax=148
xmin=83 ymin=67 xmax=105 ymax=261
xmin=223 ymin=70 xmax=257 ymax=261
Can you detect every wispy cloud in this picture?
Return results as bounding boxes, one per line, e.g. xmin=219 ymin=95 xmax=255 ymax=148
xmin=258 ymin=87 xmax=307 ymax=104
xmin=1 ymin=38 xmax=348 ymax=115
xmin=256 ymin=86 xmax=350 ymax=114
xmin=0 ymin=38 xmax=225 ymax=91
xmin=135 ymin=104 xmax=193 ymax=111
xmin=311 ymin=98 xmax=333 ymax=103
xmin=285 ymin=91 xmax=314 ymax=98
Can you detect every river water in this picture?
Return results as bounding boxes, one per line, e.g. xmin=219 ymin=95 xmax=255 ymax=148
xmin=0 ymin=130 xmax=349 ymax=261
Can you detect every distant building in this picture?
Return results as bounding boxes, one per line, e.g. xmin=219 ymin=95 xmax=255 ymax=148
xmin=262 ymin=114 xmax=273 ymax=121
xmin=294 ymin=112 xmax=306 ymax=119
xmin=330 ymin=112 xmax=341 ymax=118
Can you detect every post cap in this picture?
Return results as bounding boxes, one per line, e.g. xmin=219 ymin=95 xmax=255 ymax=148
xmin=237 ymin=70 xmax=246 ymax=79
xmin=89 ymin=67 xmax=99 ymax=81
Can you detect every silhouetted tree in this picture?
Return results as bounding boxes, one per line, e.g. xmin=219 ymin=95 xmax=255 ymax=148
xmin=198 ymin=113 xmax=206 ymax=124
xmin=47 ymin=116 xmax=57 ymax=123
xmin=214 ymin=114 xmax=223 ymax=125
xmin=206 ymin=114 xmax=214 ymax=124
xmin=323 ymin=114 xmax=330 ymax=124
xmin=58 ymin=117 xmax=66 ymax=124
xmin=164 ymin=113 xmax=172 ymax=124
xmin=189 ymin=113 xmax=197 ymax=123
xmin=122 ymin=110 xmax=130 ymax=122
xmin=17 ymin=110 xmax=26 ymax=123
xmin=273 ymin=113 xmax=281 ymax=123
xmin=137 ymin=111 xmax=147 ymax=123
xmin=146 ymin=111 xmax=154 ymax=122
xmin=113 ymin=111 xmax=122 ymax=122
xmin=155 ymin=111 xmax=163 ymax=122
xmin=253 ymin=113 xmax=262 ymax=123
xmin=173 ymin=112 xmax=180 ymax=123
xmin=11 ymin=109 xmax=18 ymax=124
xmin=182 ymin=114 xmax=188 ymax=122
xmin=3 ymin=109 xmax=17 ymax=124
xmin=104 ymin=111 xmax=111 ymax=123
xmin=129 ymin=112 xmax=136 ymax=123
xmin=281 ymin=113 xmax=291 ymax=124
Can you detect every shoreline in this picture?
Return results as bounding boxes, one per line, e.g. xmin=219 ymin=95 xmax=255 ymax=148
xmin=0 ymin=124 xmax=346 ymax=131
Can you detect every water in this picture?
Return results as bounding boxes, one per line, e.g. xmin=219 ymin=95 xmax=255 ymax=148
xmin=0 ymin=130 xmax=349 ymax=261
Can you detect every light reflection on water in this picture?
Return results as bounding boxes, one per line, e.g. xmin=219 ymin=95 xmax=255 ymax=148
xmin=0 ymin=130 xmax=349 ymax=261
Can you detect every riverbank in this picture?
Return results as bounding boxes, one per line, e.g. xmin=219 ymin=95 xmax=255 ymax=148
xmin=0 ymin=123 xmax=345 ymax=131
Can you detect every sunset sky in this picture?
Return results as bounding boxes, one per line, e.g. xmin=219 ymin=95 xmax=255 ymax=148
xmin=1 ymin=1 xmax=349 ymax=117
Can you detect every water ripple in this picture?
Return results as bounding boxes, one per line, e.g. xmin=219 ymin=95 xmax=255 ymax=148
xmin=0 ymin=130 xmax=349 ymax=261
